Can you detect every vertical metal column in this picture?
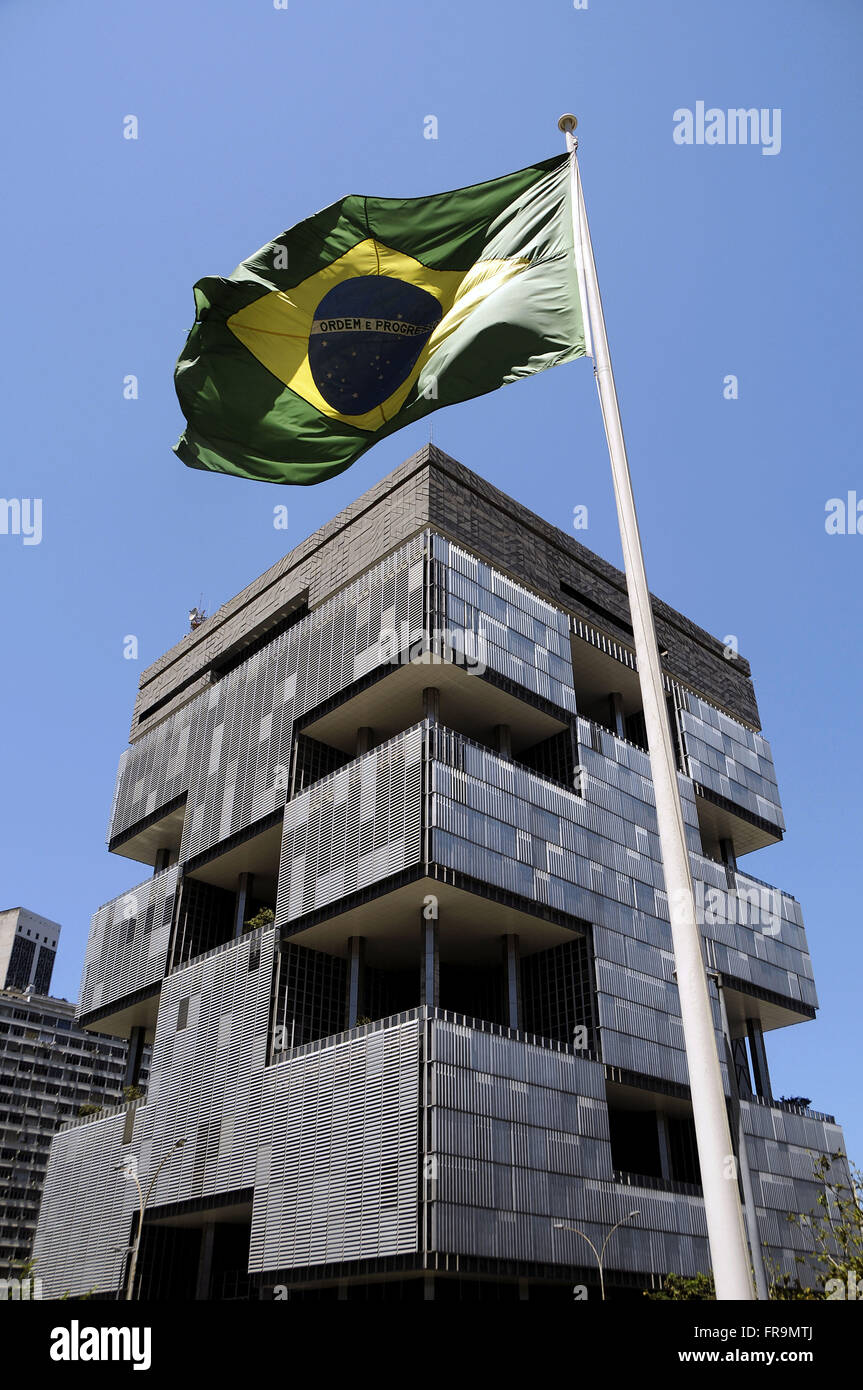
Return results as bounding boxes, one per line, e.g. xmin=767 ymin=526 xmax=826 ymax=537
xmin=234 ymin=873 xmax=253 ymax=938
xmin=746 ymin=1019 xmax=773 ymax=1102
xmin=720 ymin=837 xmax=738 ymax=874
xmin=167 ymin=870 xmax=185 ymax=974
xmin=423 ymin=686 xmax=440 ymax=724
xmin=345 ymin=936 xmax=366 ymax=1029
xmin=502 ymin=934 xmax=521 ymax=1031
xmin=609 ymin=693 xmax=626 ymax=739
xmin=195 ymin=1223 xmax=215 ymax=1301
xmin=656 ymin=1111 xmax=672 ymax=1182
xmin=123 ymin=1026 xmax=147 ymax=1089
xmin=420 ymin=908 xmax=439 ymax=1009
xmin=732 ymin=1037 xmax=754 ymax=1098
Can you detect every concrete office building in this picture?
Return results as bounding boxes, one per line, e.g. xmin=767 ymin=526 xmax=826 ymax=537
xmin=0 ymin=912 xmax=139 ymax=1278
xmin=33 ymin=446 xmax=848 ymax=1299
xmin=0 ymin=908 xmax=60 ymax=996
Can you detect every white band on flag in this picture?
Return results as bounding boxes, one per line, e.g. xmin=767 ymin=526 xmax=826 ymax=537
xmin=569 ymin=150 xmax=593 ymax=359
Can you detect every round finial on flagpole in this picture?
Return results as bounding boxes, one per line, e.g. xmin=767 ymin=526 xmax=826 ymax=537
xmin=558 ymin=114 xmax=578 ymax=134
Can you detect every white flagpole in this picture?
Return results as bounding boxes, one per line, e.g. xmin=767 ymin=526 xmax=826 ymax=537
xmin=559 ymin=115 xmax=755 ymax=1301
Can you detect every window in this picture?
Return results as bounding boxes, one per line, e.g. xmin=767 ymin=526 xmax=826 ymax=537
xmin=176 ymin=998 xmax=189 ymax=1031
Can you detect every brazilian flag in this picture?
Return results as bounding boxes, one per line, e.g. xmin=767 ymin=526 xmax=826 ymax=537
xmin=174 ymin=154 xmax=585 ymax=485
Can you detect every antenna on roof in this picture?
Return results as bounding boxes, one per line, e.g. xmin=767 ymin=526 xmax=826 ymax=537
xmin=188 ymin=596 xmax=207 ymax=632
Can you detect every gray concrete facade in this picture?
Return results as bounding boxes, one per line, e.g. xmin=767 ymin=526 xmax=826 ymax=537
xmin=32 ymin=450 xmax=846 ymax=1300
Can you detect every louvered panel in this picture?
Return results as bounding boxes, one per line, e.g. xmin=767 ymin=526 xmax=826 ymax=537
xmin=78 ymin=865 xmax=179 ymax=1016
xmin=739 ymin=1101 xmax=852 ymax=1282
xmin=108 ymin=533 xmax=428 ymax=856
xmin=429 ymin=721 xmax=815 ymax=1091
xmin=132 ymin=929 xmax=275 ymax=1207
xmin=248 ymin=1018 xmax=419 ymax=1271
xmin=431 ymin=535 xmax=576 ymax=714
xmin=111 ymin=527 xmax=589 ymax=858
xmin=31 ymin=1110 xmax=136 ymax=1298
xmin=276 ymin=726 xmax=424 ymax=925
xmin=27 ymin=1021 xmax=828 ymax=1295
xmin=428 ymin=1018 xmax=715 ymax=1276
xmin=678 ymin=692 xmax=785 ymax=830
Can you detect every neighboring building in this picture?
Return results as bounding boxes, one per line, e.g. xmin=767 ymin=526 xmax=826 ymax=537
xmin=0 ymin=916 xmax=149 ymax=1278
xmin=33 ymin=446 xmax=848 ymax=1300
xmin=0 ymin=908 xmax=60 ymax=995
xmin=0 ymin=991 xmax=136 ymax=1277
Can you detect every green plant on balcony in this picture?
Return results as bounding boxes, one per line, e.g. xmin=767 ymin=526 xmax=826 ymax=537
xmin=244 ymin=907 xmax=275 ymax=932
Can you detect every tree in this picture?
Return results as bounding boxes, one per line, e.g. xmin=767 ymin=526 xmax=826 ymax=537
xmin=777 ymin=1152 xmax=863 ymax=1299
xmin=767 ymin=1271 xmax=823 ymax=1300
xmin=644 ymin=1153 xmax=862 ymax=1300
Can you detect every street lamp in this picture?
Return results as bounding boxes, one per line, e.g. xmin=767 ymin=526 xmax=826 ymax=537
xmin=553 ymin=1210 xmax=640 ymax=1301
xmin=114 ymin=1138 xmax=185 ymax=1300
xmin=111 ymin=1243 xmax=133 ymax=1297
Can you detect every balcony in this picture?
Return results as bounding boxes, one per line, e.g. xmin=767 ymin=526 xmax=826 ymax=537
xmin=690 ymin=851 xmax=817 ymax=1026
xmin=77 ymin=865 xmax=180 ymax=1035
xmin=613 ymin=1169 xmax=702 ymax=1197
xmin=677 ymin=692 xmax=784 ymax=854
xmin=273 ymin=714 xmax=816 ymax=1065
xmin=105 ymin=530 xmax=576 ymax=879
xmin=269 ymin=1004 xmax=596 ymax=1064
xmin=276 ymin=722 xmax=594 ymax=986
xmin=744 ymin=1094 xmax=836 ymax=1125
xmin=79 ymin=692 xmax=815 ymax=1103
xmin=59 ymin=1093 xmax=146 ymax=1134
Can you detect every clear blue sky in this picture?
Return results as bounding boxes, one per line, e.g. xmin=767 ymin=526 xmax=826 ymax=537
xmin=1 ymin=0 xmax=859 ymax=1160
